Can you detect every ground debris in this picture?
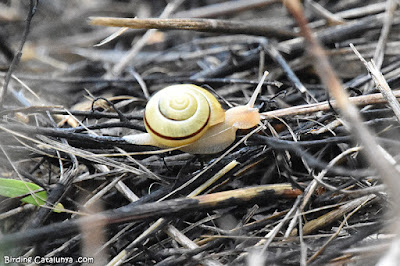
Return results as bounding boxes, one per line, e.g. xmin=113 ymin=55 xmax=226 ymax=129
xmin=0 ymin=1 xmax=398 ymax=265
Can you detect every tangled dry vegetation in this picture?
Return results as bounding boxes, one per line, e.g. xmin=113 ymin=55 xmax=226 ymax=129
xmin=1 ymin=0 xmax=400 ymax=265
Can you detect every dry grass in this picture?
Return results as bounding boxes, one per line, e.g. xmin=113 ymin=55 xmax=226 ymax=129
xmin=1 ymin=0 xmax=400 ymax=265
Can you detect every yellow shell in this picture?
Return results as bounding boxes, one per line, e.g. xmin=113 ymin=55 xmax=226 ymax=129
xmin=144 ymin=84 xmax=225 ymax=147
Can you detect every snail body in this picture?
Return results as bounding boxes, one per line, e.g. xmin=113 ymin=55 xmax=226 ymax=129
xmin=124 ymin=74 xmax=266 ymax=154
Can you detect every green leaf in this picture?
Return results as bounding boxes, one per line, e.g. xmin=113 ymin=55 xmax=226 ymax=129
xmin=0 ymin=177 xmax=64 ymax=212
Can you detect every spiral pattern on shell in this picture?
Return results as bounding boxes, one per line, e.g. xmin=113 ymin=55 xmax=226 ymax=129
xmin=144 ymin=84 xmax=225 ymax=147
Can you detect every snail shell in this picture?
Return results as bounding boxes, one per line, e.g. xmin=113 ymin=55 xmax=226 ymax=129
xmin=144 ymin=84 xmax=225 ymax=147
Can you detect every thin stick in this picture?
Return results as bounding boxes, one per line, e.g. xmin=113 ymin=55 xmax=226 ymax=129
xmin=261 ymin=90 xmax=400 ymax=119
xmin=89 ymin=17 xmax=297 ymax=39
xmin=351 ymin=44 xmax=400 ymax=122
xmin=248 ymin=71 xmax=268 ymax=108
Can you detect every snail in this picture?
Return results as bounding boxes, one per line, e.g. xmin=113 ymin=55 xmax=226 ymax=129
xmin=123 ymin=73 xmax=267 ymax=154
